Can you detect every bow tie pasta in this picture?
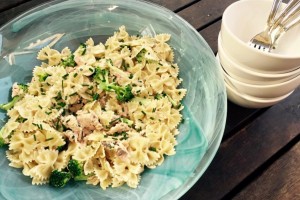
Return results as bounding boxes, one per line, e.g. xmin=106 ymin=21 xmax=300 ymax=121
xmin=0 ymin=26 xmax=186 ymax=189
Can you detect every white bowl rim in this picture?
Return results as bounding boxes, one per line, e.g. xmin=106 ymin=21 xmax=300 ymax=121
xmin=223 ymin=0 xmax=300 ymax=59
xmin=223 ymin=67 xmax=300 ymax=88
xmin=225 ymin=80 xmax=294 ymax=103
xmin=218 ymin=34 xmax=300 ymax=78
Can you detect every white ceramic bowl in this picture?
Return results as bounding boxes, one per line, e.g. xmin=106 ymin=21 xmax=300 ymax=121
xmin=224 ymin=81 xmax=294 ymax=108
xmin=221 ymin=0 xmax=300 ymax=73
xmin=222 ymin=68 xmax=300 ymax=98
xmin=218 ymin=34 xmax=300 ymax=85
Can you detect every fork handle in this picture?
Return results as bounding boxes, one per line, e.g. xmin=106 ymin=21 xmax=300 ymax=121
xmin=278 ymin=0 xmax=300 ymax=27
xmin=271 ymin=0 xmax=300 ymax=30
xmin=267 ymin=0 xmax=283 ymax=27
xmin=272 ymin=10 xmax=300 ymax=47
xmin=277 ymin=11 xmax=300 ymax=33
xmin=285 ymin=12 xmax=300 ymax=30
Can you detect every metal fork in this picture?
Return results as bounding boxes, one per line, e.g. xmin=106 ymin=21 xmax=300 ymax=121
xmin=271 ymin=9 xmax=300 ymax=48
xmin=249 ymin=0 xmax=282 ymax=51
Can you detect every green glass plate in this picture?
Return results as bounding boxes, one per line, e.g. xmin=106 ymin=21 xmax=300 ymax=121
xmin=0 ymin=0 xmax=227 ymax=199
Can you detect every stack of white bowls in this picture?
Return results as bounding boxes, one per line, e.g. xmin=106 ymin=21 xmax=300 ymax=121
xmin=219 ymin=0 xmax=300 ymax=108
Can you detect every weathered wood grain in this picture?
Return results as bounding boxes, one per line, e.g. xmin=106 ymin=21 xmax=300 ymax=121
xmin=233 ymin=141 xmax=300 ymax=200
xmin=0 ymin=0 xmax=198 ymax=27
xmin=148 ymin=0 xmax=197 ymax=11
xmin=199 ymin=19 xmax=221 ymax=52
xmin=178 ymin=0 xmax=236 ymax=30
xmin=180 ymin=87 xmax=300 ymax=200
xmin=0 ymin=0 xmax=30 ymax=12
xmin=0 ymin=0 xmax=52 ymax=26
xmin=177 ymin=0 xmax=289 ymax=30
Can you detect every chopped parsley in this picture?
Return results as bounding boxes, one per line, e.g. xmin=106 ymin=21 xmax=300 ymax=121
xmin=45 ymin=137 xmax=54 ymax=141
xmin=32 ymin=123 xmax=43 ymax=130
xmin=80 ymin=43 xmax=87 ymax=55
xmin=149 ymin=147 xmax=157 ymax=152
xmin=16 ymin=117 xmax=27 ymax=123
xmin=92 ymin=93 xmax=99 ymax=101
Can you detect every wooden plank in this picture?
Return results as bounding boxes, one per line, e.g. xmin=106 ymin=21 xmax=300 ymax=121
xmin=233 ymin=142 xmax=300 ymax=200
xmin=148 ymin=0 xmax=197 ymax=11
xmin=0 ymin=0 xmax=30 ymax=12
xmin=0 ymin=0 xmax=53 ymax=26
xmin=177 ymin=0 xmax=289 ymax=30
xmin=223 ymin=101 xmax=266 ymax=139
xmin=178 ymin=0 xmax=236 ymax=30
xmin=199 ymin=20 xmax=221 ymax=52
xmin=180 ymin=87 xmax=300 ymax=200
xmin=0 ymin=0 xmax=199 ymax=27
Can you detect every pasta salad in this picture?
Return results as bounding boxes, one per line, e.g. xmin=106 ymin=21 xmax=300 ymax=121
xmin=0 ymin=26 xmax=186 ymax=189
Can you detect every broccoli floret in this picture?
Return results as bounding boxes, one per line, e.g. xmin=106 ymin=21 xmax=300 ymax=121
xmin=67 ymin=159 xmax=90 ymax=181
xmin=38 ymin=73 xmax=50 ymax=82
xmin=0 ymin=96 xmax=21 ymax=111
xmin=49 ymin=170 xmax=72 ymax=188
xmin=17 ymin=83 xmax=28 ymax=92
xmin=108 ymin=84 xmax=134 ymax=102
xmin=61 ymin=54 xmax=76 ymax=67
xmin=93 ymin=67 xmax=134 ymax=102
xmin=0 ymin=127 xmax=6 ymax=147
xmin=136 ymin=48 xmax=146 ymax=63
xmin=93 ymin=67 xmax=109 ymax=90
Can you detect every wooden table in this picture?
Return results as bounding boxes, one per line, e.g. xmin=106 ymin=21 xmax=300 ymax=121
xmin=1 ymin=0 xmax=299 ymax=199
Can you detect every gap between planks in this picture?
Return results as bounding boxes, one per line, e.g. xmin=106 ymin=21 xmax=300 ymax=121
xmin=223 ymin=134 xmax=300 ymax=200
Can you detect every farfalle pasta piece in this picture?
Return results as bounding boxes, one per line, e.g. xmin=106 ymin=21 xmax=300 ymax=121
xmin=9 ymin=131 xmax=37 ymax=155
xmin=61 ymin=47 xmax=72 ymax=59
xmin=1 ymin=119 xmax=19 ymax=140
xmin=114 ymin=158 xmax=144 ymax=177
xmin=6 ymin=150 xmax=23 ymax=168
xmin=155 ymin=33 xmax=171 ymax=43
xmin=73 ymin=142 xmax=100 ymax=161
xmin=87 ymin=175 xmax=100 ymax=186
xmin=96 ymin=158 xmax=114 ymax=186
xmin=91 ymin=43 xmax=106 ymax=57
xmin=32 ymin=177 xmax=48 ymax=185
xmin=27 ymin=149 xmax=59 ymax=183
xmin=116 ymin=25 xmax=129 ymax=40
xmin=94 ymin=168 xmax=113 ymax=190
xmin=7 ymin=109 xmax=20 ymax=121
xmin=83 ymin=158 xmax=95 ymax=175
xmin=126 ymin=173 xmax=141 ymax=188
xmin=113 ymin=157 xmax=143 ymax=188
xmin=86 ymin=38 xmax=95 ymax=46
xmin=98 ymin=110 xmax=115 ymax=126
xmin=146 ymin=74 xmax=165 ymax=93
xmin=75 ymin=54 xmax=97 ymax=66
xmin=105 ymin=98 xmax=123 ymax=114
xmin=159 ymin=139 xmax=176 ymax=156
xmin=37 ymin=46 xmax=61 ymax=66
xmin=54 ymin=151 xmax=69 ymax=171
xmin=165 ymin=108 xmax=182 ymax=130
xmin=23 ymin=162 xmax=38 ymax=176
xmin=128 ymin=136 xmax=150 ymax=164
xmin=19 ymin=151 xmax=35 ymax=164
